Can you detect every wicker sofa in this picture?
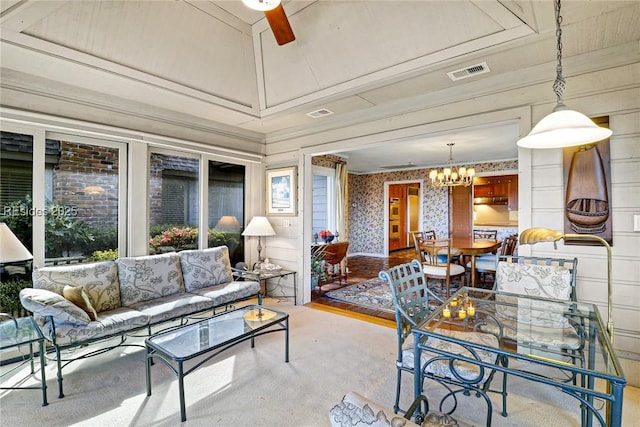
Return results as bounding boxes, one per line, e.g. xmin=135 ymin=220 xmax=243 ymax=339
xmin=19 ymin=246 xmax=260 ymax=398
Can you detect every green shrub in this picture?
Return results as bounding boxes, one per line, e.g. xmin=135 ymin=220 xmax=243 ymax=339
xmin=86 ymin=249 xmax=119 ymax=262
xmin=0 ymin=278 xmax=32 ymax=316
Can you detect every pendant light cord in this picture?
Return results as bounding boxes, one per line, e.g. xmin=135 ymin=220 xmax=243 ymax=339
xmin=552 ymin=0 xmax=566 ymax=108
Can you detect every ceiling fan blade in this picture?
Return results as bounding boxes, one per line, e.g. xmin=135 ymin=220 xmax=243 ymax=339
xmin=264 ymin=3 xmax=295 ymax=46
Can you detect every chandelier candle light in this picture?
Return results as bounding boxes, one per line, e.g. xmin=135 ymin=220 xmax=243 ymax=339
xmin=517 ymin=0 xmax=612 ymax=148
xmin=429 ymin=143 xmax=475 ymax=187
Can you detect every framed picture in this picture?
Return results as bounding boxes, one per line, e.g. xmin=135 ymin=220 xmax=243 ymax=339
xmin=266 ymin=166 xmax=297 ymax=216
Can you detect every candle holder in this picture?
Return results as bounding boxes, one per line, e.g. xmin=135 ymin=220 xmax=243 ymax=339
xmin=441 ymin=293 xmax=476 ymax=319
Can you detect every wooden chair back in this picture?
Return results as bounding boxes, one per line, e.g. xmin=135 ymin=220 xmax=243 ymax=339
xmin=474 ymin=229 xmax=498 ymax=241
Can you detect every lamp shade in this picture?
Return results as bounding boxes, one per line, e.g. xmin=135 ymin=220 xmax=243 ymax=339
xmin=241 ymin=0 xmax=280 ymax=11
xmin=517 ymin=109 xmax=613 ymax=149
xmin=519 ymin=228 xmax=564 ymax=245
xmin=0 ymin=222 xmax=33 ymax=263
xmin=215 ymin=216 xmax=241 ymax=232
xmin=241 ymin=216 xmax=276 ymax=237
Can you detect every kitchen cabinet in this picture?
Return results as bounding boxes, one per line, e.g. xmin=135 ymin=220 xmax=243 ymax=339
xmin=473 ymin=175 xmax=518 ymax=210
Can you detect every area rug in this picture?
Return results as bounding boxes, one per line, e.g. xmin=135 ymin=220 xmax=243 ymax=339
xmin=323 ymin=278 xmax=396 ymax=312
xmin=323 ymin=277 xmax=462 ymax=313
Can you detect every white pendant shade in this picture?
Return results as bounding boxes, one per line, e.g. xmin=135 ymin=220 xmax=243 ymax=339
xmin=241 ymin=0 xmax=280 ymax=11
xmin=517 ymin=108 xmax=613 ymax=149
xmin=0 ymin=222 xmax=33 ymax=263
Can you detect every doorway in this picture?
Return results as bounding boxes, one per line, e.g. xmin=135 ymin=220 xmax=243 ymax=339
xmin=387 ymin=182 xmax=421 ymax=252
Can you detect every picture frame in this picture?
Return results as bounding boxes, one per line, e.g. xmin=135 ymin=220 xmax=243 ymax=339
xmin=266 ymin=166 xmax=297 ymax=216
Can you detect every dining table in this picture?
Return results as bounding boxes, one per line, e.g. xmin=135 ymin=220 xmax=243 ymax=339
xmin=450 ymin=237 xmax=501 ymax=287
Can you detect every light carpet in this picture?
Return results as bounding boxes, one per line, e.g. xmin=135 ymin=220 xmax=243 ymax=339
xmin=1 ymin=298 xmax=638 ymax=426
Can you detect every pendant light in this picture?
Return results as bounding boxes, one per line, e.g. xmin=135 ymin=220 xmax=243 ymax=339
xmin=517 ymin=0 xmax=612 ymax=149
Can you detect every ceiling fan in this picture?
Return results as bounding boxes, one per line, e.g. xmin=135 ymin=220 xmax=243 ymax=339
xmin=242 ymin=0 xmax=295 ymax=46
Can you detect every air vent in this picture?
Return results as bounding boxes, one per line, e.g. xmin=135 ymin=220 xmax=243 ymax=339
xmin=447 ymin=62 xmax=490 ymax=81
xmin=305 ymin=108 xmax=334 ymax=118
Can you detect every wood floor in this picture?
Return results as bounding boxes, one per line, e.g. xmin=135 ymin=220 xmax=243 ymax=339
xmin=307 ymin=248 xmax=415 ymax=325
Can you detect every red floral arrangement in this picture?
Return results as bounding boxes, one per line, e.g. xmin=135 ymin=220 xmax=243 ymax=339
xmin=318 ymin=230 xmax=333 ymax=239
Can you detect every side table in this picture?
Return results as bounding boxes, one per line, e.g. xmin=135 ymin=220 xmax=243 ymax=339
xmin=0 ymin=315 xmax=48 ymax=406
xmin=234 ymin=269 xmax=298 ymax=305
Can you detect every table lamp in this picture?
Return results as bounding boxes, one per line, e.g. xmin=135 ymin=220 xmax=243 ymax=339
xmin=215 ymin=216 xmax=241 ymax=232
xmin=0 ymin=222 xmax=33 ymax=264
xmin=519 ymin=227 xmax=613 ymax=341
xmin=241 ymin=216 xmax=276 ymax=262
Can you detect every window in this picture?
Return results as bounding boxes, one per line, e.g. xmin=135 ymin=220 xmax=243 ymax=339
xmin=312 ymin=166 xmax=336 ymax=237
xmin=1 ymin=131 xmax=126 ymax=264
xmin=208 ymin=160 xmax=245 ymax=266
xmin=44 ymin=135 xmax=124 ymax=262
xmin=149 ymin=151 xmax=200 ymax=253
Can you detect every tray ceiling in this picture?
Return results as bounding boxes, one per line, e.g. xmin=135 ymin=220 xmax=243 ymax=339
xmin=1 ymin=0 xmax=638 ymax=171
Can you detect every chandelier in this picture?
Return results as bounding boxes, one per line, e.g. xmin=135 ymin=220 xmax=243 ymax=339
xmin=428 ymin=143 xmax=475 ymax=187
xmin=517 ymin=0 xmax=612 ymax=148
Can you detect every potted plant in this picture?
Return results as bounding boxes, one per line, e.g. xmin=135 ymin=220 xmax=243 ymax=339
xmin=310 ymin=245 xmax=328 ymax=289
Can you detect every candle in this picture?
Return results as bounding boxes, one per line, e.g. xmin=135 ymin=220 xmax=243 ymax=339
xmin=467 ymin=305 xmax=475 ymax=316
xmin=458 ymin=309 xmax=466 ymax=319
xmin=443 ymin=307 xmax=451 ymax=318
xmin=450 ymin=298 xmax=458 ymax=307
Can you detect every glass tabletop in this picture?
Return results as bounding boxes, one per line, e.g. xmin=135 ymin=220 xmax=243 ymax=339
xmin=233 ymin=268 xmax=294 ymax=280
xmin=0 ymin=316 xmax=43 ymax=350
xmin=418 ymin=287 xmax=624 ymax=379
xmin=146 ymin=305 xmax=287 ymax=360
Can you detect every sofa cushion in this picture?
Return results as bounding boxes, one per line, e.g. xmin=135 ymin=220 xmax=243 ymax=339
xmin=38 ymin=306 xmax=149 ymax=345
xmin=63 ymin=285 xmax=98 ymax=321
xmin=19 ymin=288 xmax=91 ymax=326
xmin=128 ymin=293 xmax=212 ymax=324
xmin=117 ymin=252 xmax=184 ymax=306
xmin=188 ymin=280 xmax=260 ymax=307
xmin=32 ymin=260 xmax=121 ymax=312
xmin=180 ymin=246 xmax=233 ymax=292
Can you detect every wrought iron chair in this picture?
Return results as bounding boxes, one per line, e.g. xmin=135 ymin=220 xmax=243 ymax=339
xmin=379 ymin=260 xmax=505 ymax=425
xmin=415 ymin=237 xmax=466 ymax=298
xmin=484 ymin=255 xmax=584 ymax=411
xmin=488 ymin=255 xmax=582 ymax=352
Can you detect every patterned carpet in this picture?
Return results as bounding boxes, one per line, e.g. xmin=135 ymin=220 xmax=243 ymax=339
xmin=323 ymin=277 xmax=462 ymax=313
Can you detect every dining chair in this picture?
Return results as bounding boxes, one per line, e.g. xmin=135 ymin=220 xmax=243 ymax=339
xmin=484 ymin=255 xmax=584 ymax=409
xmin=468 ymin=233 xmax=518 ymax=287
xmin=489 ymin=255 xmax=581 ymax=348
xmin=379 ymin=260 xmax=505 ymax=425
xmin=473 ymin=229 xmax=498 ymax=241
xmin=417 ymin=238 xmax=466 ymax=298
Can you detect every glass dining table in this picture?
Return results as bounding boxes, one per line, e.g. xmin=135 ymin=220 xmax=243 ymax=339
xmin=412 ymin=287 xmax=626 ymax=426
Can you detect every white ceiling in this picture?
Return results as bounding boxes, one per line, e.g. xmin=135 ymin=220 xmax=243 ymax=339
xmin=1 ymin=0 xmax=638 ymax=172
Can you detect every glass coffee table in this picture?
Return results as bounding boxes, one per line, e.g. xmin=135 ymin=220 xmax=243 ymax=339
xmin=0 ymin=315 xmax=48 ymax=406
xmin=145 ymin=304 xmax=289 ymax=422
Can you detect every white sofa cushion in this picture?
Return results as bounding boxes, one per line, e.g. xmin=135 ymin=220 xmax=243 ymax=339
xmin=32 ymin=260 xmax=120 ymax=312
xmin=180 ymin=246 xmax=233 ymax=292
xmin=117 ymin=252 xmax=184 ymax=306
xmin=19 ymin=288 xmax=90 ymax=326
